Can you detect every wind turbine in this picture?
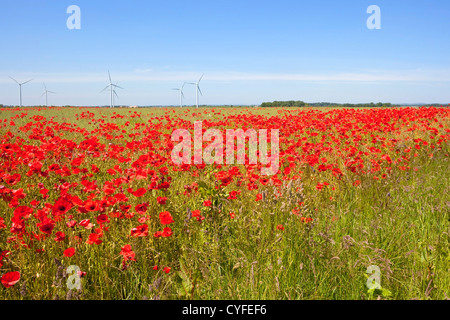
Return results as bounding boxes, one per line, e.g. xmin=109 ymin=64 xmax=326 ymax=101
xmin=41 ymin=82 xmax=56 ymax=107
xmin=112 ymin=82 xmax=120 ymax=107
xmin=100 ymin=71 xmax=123 ymax=108
xmin=9 ymin=76 xmax=33 ymax=107
xmin=188 ymin=74 xmax=204 ymax=108
xmin=172 ymin=82 xmax=187 ymax=107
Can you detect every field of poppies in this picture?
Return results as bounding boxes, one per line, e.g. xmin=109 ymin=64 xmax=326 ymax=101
xmin=0 ymin=106 xmax=449 ymax=300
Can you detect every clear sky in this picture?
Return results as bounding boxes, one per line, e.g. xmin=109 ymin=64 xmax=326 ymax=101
xmin=1 ymin=0 xmax=449 ymax=106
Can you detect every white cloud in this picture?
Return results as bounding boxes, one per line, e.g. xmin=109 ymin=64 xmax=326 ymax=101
xmin=1 ymin=68 xmax=450 ymax=84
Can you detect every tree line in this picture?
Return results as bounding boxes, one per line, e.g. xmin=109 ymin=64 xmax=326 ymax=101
xmin=260 ymin=101 xmax=396 ymax=108
xmin=260 ymin=101 xmax=308 ymax=108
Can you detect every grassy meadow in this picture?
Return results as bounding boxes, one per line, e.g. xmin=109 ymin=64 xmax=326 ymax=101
xmin=0 ymin=106 xmax=449 ymax=300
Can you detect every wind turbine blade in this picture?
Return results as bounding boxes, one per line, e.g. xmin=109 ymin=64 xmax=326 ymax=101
xmin=22 ymin=79 xmax=33 ymax=85
xmin=114 ymin=91 xmax=119 ymax=99
xmin=100 ymin=85 xmax=110 ymax=93
xmin=40 ymin=92 xmax=46 ymax=98
xmin=48 ymin=91 xmax=56 ymax=94
xmin=112 ymin=84 xmax=124 ymax=89
xmin=198 ymin=86 xmax=203 ymax=96
xmin=172 ymin=88 xmax=180 ymax=91
xmin=187 ymin=82 xmax=196 ymax=85
xmin=181 ymin=91 xmax=185 ymax=98
xmin=197 ymin=74 xmax=204 ymax=84
xmin=43 ymin=82 xmax=47 ymax=91
xmin=108 ymin=71 xmax=112 ymax=84
xmin=9 ymin=76 xmax=19 ymax=84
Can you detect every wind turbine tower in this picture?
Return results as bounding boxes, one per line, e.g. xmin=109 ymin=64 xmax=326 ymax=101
xmin=172 ymin=82 xmax=187 ymax=107
xmin=9 ymin=77 xmax=33 ymax=107
xmin=189 ymin=74 xmax=204 ymax=108
xmin=41 ymin=82 xmax=56 ymax=107
xmin=112 ymin=83 xmax=120 ymax=107
xmin=101 ymin=71 xmax=123 ymax=108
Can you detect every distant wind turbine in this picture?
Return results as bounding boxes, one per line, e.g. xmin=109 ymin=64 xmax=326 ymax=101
xmin=9 ymin=76 xmax=33 ymax=107
xmin=112 ymin=82 xmax=120 ymax=107
xmin=188 ymin=74 xmax=204 ymax=108
xmin=172 ymin=82 xmax=187 ymax=107
xmin=41 ymin=82 xmax=56 ymax=107
xmin=100 ymin=71 xmax=123 ymax=108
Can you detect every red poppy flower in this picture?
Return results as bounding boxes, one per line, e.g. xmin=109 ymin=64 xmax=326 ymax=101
xmin=159 ymin=211 xmax=174 ymax=225
xmin=130 ymin=224 xmax=149 ymax=237
xmin=135 ymin=203 xmax=149 ymax=213
xmin=0 ymin=251 xmax=10 ymax=268
xmin=13 ymin=206 xmax=33 ymax=219
xmin=162 ymin=227 xmax=173 ymax=237
xmin=276 ymin=224 xmax=285 ymax=231
xmin=79 ymin=219 xmax=93 ymax=229
xmin=64 ymin=247 xmax=76 ymax=257
xmin=157 ymin=196 xmax=167 ymax=205
xmin=38 ymin=221 xmax=55 ymax=235
xmin=48 ymin=164 xmax=60 ymax=171
xmin=71 ymin=157 xmax=83 ymax=167
xmin=191 ymin=209 xmax=205 ymax=222
xmin=52 ymin=198 xmax=73 ymax=216
xmin=86 ymin=233 xmax=102 ymax=245
xmin=132 ymin=188 xmax=147 ymax=197
xmin=153 ymin=231 xmax=163 ymax=238
xmin=1 ymin=271 xmax=20 ymax=288
xmin=96 ymin=214 xmax=109 ymax=224
xmin=84 ymin=200 xmax=98 ymax=212
xmin=5 ymin=173 xmax=21 ymax=186
xmin=163 ymin=267 xmax=171 ymax=274
xmin=227 ymin=190 xmax=240 ymax=200
xmin=0 ymin=217 xmax=6 ymax=229
xmin=77 ymin=270 xmax=87 ymax=278
xmin=203 ymin=200 xmax=212 ymax=207
xmin=138 ymin=217 xmax=147 ymax=223
xmin=300 ymin=217 xmax=313 ymax=224
xmin=54 ymin=231 xmax=65 ymax=242
xmin=120 ymin=244 xmax=136 ymax=262
xmin=120 ymin=204 xmax=132 ymax=213
xmin=159 ymin=167 xmax=169 ymax=175
xmin=66 ymin=220 xmax=77 ymax=228
xmin=30 ymin=199 xmax=40 ymax=207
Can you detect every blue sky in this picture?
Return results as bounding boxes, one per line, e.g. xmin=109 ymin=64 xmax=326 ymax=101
xmin=1 ymin=0 xmax=449 ymax=106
